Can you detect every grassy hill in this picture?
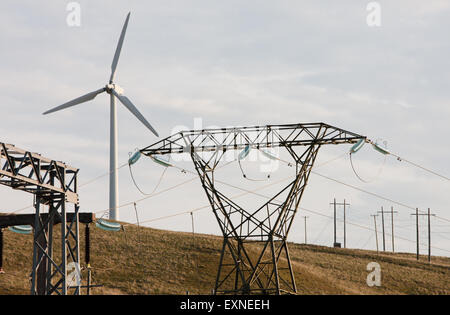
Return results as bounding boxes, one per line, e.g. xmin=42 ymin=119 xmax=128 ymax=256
xmin=1 ymin=223 xmax=449 ymax=295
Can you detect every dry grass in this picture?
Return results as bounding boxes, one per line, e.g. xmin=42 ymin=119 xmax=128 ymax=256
xmin=1 ymin=223 xmax=449 ymax=295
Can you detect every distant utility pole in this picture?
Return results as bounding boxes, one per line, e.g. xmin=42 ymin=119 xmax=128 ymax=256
xmin=428 ymin=208 xmax=434 ymax=262
xmin=302 ymin=216 xmax=309 ymax=244
xmin=378 ymin=207 xmax=397 ymax=252
xmin=411 ymin=208 xmax=435 ymax=262
xmin=330 ymin=198 xmax=350 ymax=248
xmin=377 ymin=207 xmax=386 ymax=252
xmin=390 ymin=207 xmax=397 ymax=253
xmin=332 ymin=198 xmax=337 ymax=246
xmin=370 ymin=214 xmax=379 ymax=253
xmin=190 ymin=212 xmax=195 ymax=236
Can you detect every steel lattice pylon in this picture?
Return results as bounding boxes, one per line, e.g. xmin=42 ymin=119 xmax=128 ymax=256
xmin=141 ymin=123 xmax=366 ymax=294
xmin=0 ymin=142 xmax=80 ymax=295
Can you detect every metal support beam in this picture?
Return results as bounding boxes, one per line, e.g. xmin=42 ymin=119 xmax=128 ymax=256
xmin=0 ymin=142 xmax=82 ymax=295
xmin=0 ymin=213 xmax=95 ymax=229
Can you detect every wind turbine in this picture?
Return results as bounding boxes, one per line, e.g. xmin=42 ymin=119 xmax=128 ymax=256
xmin=43 ymin=12 xmax=158 ymax=221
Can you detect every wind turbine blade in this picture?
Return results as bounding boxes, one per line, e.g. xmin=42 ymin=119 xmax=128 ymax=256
xmin=111 ymin=89 xmax=159 ymax=137
xmin=43 ymin=88 xmax=106 ymax=115
xmin=109 ymin=12 xmax=131 ymax=83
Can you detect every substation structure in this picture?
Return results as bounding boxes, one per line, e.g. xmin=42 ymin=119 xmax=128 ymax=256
xmin=0 ymin=142 xmax=86 ymax=295
xmin=141 ymin=123 xmax=366 ymax=295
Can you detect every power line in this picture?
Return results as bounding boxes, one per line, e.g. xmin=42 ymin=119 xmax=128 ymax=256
xmin=267 ymin=148 xmax=450 ymax=224
xmin=314 ymin=152 xmax=348 ymax=169
xmin=118 ymin=153 xmax=360 ymax=223
xmin=361 ymin=233 xmax=375 ymax=250
xmin=120 ymin=170 xmax=450 ymax=255
xmin=389 ymin=152 xmax=450 ymax=182
xmin=118 ymin=156 xmax=450 ymax=254
xmin=113 ymin=151 xmax=357 ymax=219
xmin=123 ymin=175 xmax=294 ymax=226
xmin=131 ymin=201 xmax=450 ymax=255
xmin=312 ymin=219 xmax=332 ymax=244
xmin=311 ymin=170 xmax=450 ymax=224
xmin=120 ymin=154 xmax=350 ymax=226
xmin=299 ymin=206 xmax=450 ymax=254
xmin=128 ymin=163 xmax=168 ymax=196
xmin=95 ymin=176 xmax=199 ymax=216
xmin=79 ymin=162 xmax=128 ymax=188
xmin=6 ymin=148 xmax=449 ymax=256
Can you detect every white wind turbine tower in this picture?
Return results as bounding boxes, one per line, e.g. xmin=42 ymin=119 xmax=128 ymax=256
xmin=43 ymin=12 xmax=159 ymax=221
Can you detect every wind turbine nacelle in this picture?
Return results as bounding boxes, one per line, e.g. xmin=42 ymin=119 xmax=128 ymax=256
xmin=106 ymin=84 xmax=124 ymax=95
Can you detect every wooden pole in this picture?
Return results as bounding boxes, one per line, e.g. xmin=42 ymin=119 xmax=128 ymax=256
xmin=411 ymin=208 xmax=435 ymax=262
xmin=378 ymin=207 xmax=397 ymax=253
xmin=428 ymin=208 xmax=431 ymax=262
xmin=333 ymin=198 xmax=336 ymax=245
xmin=416 ymin=208 xmax=419 ymax=260
xmin=343 ymin=199 xmax=346 ymax=248
xmin=381 ymin=207 xmax=385 ymax=252
xmin=371 ymin=215 xmax=379 ymax=253
xmin=330 ymin=199 xmax=350 ymax=247
xmin=391 ymin=206 xmax=395 ymax=253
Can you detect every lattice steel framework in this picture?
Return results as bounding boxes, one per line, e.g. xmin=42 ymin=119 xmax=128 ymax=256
xmin=141 ymin=123 xmax=366 ymax=295
xmin=0 ymin=142 xmax=80 ymax=295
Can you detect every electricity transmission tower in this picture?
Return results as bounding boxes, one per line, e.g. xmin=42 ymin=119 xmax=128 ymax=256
xmin=0 ymin=142 xmax=81 ymax=295
xmin=141 ymin=122 xmax=365 ymax=294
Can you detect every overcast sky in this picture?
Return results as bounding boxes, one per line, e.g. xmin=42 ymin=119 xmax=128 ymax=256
xmin=1 ymin=1 xmax=449 ymax=257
